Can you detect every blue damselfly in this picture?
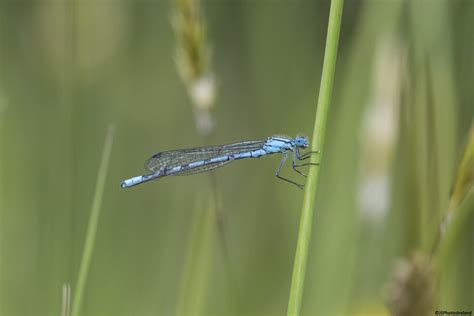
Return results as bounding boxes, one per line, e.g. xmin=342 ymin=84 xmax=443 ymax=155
xmin=121 ymin=135 xmax=318 ymax=189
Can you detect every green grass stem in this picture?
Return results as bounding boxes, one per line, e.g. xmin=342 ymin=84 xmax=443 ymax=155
xmin=175 ymin=191 xmax=216 ymax=315
xmin=71 ymin=125 xmax=115 ymax=316
xmin=287 ymin=1 xmax=344 ymax=315
xmin=437 ymin=124 xmax=474 ymax=266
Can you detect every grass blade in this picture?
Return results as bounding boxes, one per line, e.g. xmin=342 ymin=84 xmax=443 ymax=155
xmin=71 ymin=125 xmax=115 ymax=316
xmin=175 ymin=192 xmax=216 ymax=315
xmin=287 ymin=0 xmax=344 ymax=315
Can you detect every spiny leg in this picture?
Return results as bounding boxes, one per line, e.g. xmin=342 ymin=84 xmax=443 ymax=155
xmin=292 ymin=152 xmax=308 ymax=177
xmin=296 ymin=148 xmax=320 ymax=160
xmin=292 ymin=151 xmax=319 ymax=177
xmin=275 ymin=152 xmax=304 ymax=189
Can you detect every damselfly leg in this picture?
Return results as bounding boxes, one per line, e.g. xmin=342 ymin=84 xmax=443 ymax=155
xmin=292 ymin=149 xmax=319 ymax=177
xmin=296 ymin=148 xmax=319 ymax=160
xmin=275 ymin=152 xmax=304 ymax=189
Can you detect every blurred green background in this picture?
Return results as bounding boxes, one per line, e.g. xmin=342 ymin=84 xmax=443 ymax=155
xmin=0 ymin=0 xmax=472 ymax=315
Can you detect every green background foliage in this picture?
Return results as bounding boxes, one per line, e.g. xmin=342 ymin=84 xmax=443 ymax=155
xmin=0 ymin=1 xmax=472 ymax=315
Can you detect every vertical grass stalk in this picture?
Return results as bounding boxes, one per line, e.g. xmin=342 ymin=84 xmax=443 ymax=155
xmin=71 ymin=126 xmax=115 ymax=316
xmin=173 ymin=0 xmax=219 ymax=314
xmin=287 ymin=1 xmax=344 ymax=315
xmin=437 ymin=124 xmax=474 ymax=266
xmin=175 ymin=193 xmax=216 ymax=315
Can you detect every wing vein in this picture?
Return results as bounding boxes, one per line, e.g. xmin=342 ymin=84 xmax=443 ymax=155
xmin=145 ymin=139 xmax=266 ymax=172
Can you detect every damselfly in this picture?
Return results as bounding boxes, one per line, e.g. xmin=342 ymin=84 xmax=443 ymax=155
xmin=121 ymin=135 xmax=318 ymax=189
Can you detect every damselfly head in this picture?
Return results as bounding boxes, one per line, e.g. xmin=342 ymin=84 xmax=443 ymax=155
xmin=294 ymin=136 xmax=309 ymax=148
